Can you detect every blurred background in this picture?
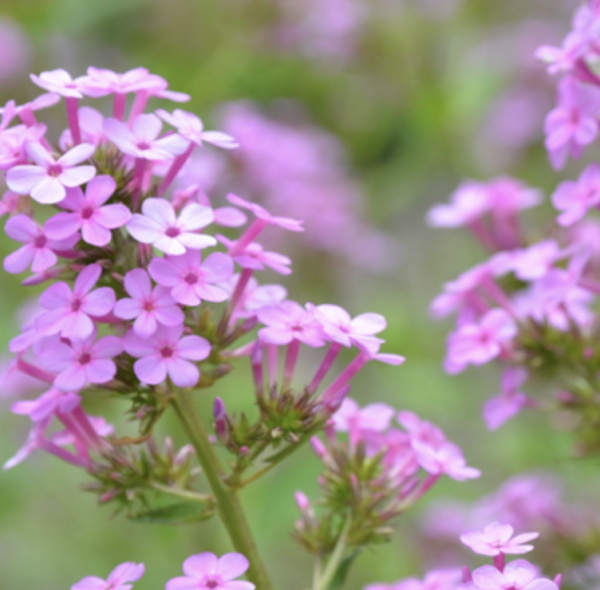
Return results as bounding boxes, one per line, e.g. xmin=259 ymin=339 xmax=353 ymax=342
xmin=1 ymin=0 xmax=600 ymax=588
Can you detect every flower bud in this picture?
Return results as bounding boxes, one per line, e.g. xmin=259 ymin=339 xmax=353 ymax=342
xmin=213 ymin=397 xmax=228 ymax=444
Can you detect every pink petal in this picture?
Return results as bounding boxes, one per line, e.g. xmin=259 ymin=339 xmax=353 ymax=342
xmin=194 ymin=283 xmax=229 ymax=303
xmin=165 ymin=578 xmax=200 ymax=590
xmin=31 ymin=247 xmax=57 ymax=273
xmin=82 ymin=287 xmax=116 ymax=316
xmin=258 ymin=326 xmax=293 ymax=345
xmin=178 ymin=202 xmax=214 ymax=231
xmin=177 ymin=233 xmax=217 ymax=250
xmin=103 ymin=117 xmax=137 ymax=149
xmin=114 ymin=298 xmax=142 ymax=320
xmin=153 ymin=133 xmax=190 ymax=155
xmin=214 ymin=207 xmax=247 ymax=227
xmin=57 ymin=143 xmax=95 ymax=166
xmin=472 ymin=565 xmax=506 ymax=590
xmin=153 ymin=235 xmax=187 ymax=255
xmin=176 ymin=335 xmax=211 ymax=361
xmin=55 ymin=363 xmax=88 ymax=391
xmin=82 ymin=220 xmax=112 ymax=246
xmin=134 ymin=312 xmax=158 ymax=338
xmin=125 ymin=268 xmax=153 ymax=299
xmin=27 ymin=142 xmax=55 ymax=167
xmin=132 ymin=113 xmax=163 ymax=142
xmin=202 ymin=131 xmax=238 ymax=149
xmin=85 ymin=358 xmax=116 ymax=383
xmin=61 ymin=311 xmax=95 ymax=341
xmin=122 ymin=330 xmax=157 ymax=357
xmin=217 ymin=553 xmax=250 ymax=581
xmin=134 ymin=355 xmax=167 ymax=385
xmin=202 ymin=252 xmax=234 ymax=282
xmin=148 ymin=258 xmax=180 ymax=287
xmin=95 ymin=203 xmax=131 ymax=228
xmin=154 ymin=305 xmax=185 ymax=326
xmin=59 ymin=165 xmax=96 ymax=188
xmin=40 ymin=281 xmax=72 ymax=308
xmin=142 ymin=197 xmax=175 ymax=225
xmin=6 ymin=165 xmax=47 ymax=195
xmin=74 ymin=264 xmax=102 ymax=295
xmin=127 ymin=214 xmax=163 ymax=244
xmin=167 ymin=357 xmax=199 ymax=387
xmin=5 ymin=214 xmax=39 ymax=242
xmin=31 ymin=176 xmax=66 ymax=204
xmin=93 ymin=335 xmax=123 ymax=358
xmin=182 ymin=552 xmax=219 ymax=578
xmin=351 ymin=313 xmax=387 ymax=335
xmin=85 ymin=174 xmax=116 ymax=206
xmin=171 ymin=282 xmax=201 ymax=306
xmin=4 ymin=245 xmax=34 ymax=274
xmin=71 ymin=576 xmax=108 ymax=590
xmin=44 ymin=212 xmax=81 ymax=239
xmin=108 ymin=562 xmax=145 ymax=584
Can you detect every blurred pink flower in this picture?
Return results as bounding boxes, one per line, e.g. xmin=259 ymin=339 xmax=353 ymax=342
xmin=72 ymin=561 xmax=145 ymax=590
xmin=461 ymin=522 xmax=539 ymax=556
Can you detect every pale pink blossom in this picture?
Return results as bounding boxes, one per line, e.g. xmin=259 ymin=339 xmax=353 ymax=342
xmin=114 ymin=268 xmax=184 ymax=337
xmin=7 ymin=142 xmax=96 ymax=204
xmin=30 ymin=69 xmax=87 ymax=98
xmin=471 ymin=560 xmax=557 ymax=590
xmin=544 ymin=76 xmax=600 ymax=170
xmin=445 ymin=309 xmax=517 ymax=374
xmin=332 ymin=398 xmax=395 ymax=446
xmin=166 ymin=552 xmax=255 ymax=590
xmin=157 ymin=108 xmax=238 ymax=149
xmin=218 ymin=234 xmax=292 ymax=275
xmin=45 ymin=175 xmax=131 ymax=247
xmin=3 ymin=214 xmax=78 ymax=274
xmin=461 ymin=522 xmax=539 ymax=557
xmin=0 ymin=93 xmax=61 ymax=124
xmin=0 ymin=123 xmax=47 ymax=170
xmin=126 ymin=198 xmax=215 ymax=255
xmin=227 ymin=193 xmax=304 ymax=232
xmin=508 ymin=241 xmax=566 ymax=281
xmin=149 ymin=249 xmax=233 ymax=306
xmin=122 ymin=324 xmax=211 ymax=387
xmin=71 ymin=561 xmax=145 ymax=590
xmin=412 ymin=439 xmax=480 ymax=481
xmin=483 ymin=368 xmax=530 ymax=431
xmin=35 ymin=264 xmax=116 ymax=341
xmin=552 ymin=163 xmax=600 ymax=226
xmin=103 ymin=114 xmax=188 ymax=160
xmin=43 ymin=330 xmax=122 ymax=391
xmin=257 ymin=301 xmax=325 ymax=347
xmin=365 ymin=568 xmax=462 ymax=590
xmin=81 ymin=66 xmax=165 ymax=96
xmin=12 ymin=387 xmax=80 ymax=422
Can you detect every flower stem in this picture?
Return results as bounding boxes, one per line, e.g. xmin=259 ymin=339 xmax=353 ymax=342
xmin=316 ymin=514 xmax=352 ymax=590
xmin=150 ymin=482 xmax=212 ymax=504
xmin=171 ymin=387 xmax=273 ymax=590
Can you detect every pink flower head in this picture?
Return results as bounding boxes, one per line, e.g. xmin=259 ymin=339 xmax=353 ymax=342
xmin=103 ymin=114 xmax=189 ymax=160
xmin=227 ymin=193 xmax=304 ymax=231
xmin=332 ymin=398 xmax=395 ymax=446
xmin=3 ymin=214 xmax=79 ymax=274
xmin=166 ymin=552 xmax=255 ymax=590
xmin=461 ymin=522 xmax=539 ymax=557
xmin=43 ymin=330 xmax=122 ymax=391
xmin=508 ymin=240 xmax=566 ymax=281
xmin=123 ymin=324 xmax=211 ymax=387
xmin=149 ymin=249 xmax=233 ymax=306
xmin=12 ymin=386 xmax=80 ymax=422
xmin=71 ymin=561 xmax=145 ymax=590
xmin=218 ymin=234 xmax=292 ymax=275
xmin=310 ymin=303 xmax=386 ymax=349
xmin=257 ymin=300 xmax=325 ymax=347
xmin=427 ymin=182 xmax=490 ymax=227
xmin=445 ymin=309 xmax=517 ymax=374
xmin=127 ymin=198 xmax=215 ymax=255
xmin=0 ymin=123 xmax=47 ymax=171
xmin=44 ymin=175 xmax=131 ymax=247
xmin=35 ymin=263 xmax=116 ymax=341
xmin=471 ymin=560 xmax=557 ymax=590
xmin=412 ymin=439 xmax=480 ymax=481
xmin=30 ymin=69 xmax=87 ymax=98
xmin=7 ymin=142 xmax=96 ymax=204
xmin=114 ymin=268 xmax=184 ymax=337
xmin=483 ymin=368 xmax=529 ymax=431
xmin=397 ymin=411 xmax=447 ymax=449
xmin=552 ymin=163 xmax=600 ymax=226
xmin=81 ymin=66 xmax=165 ymax=97
xmin=156 ymin=109 xmax=238 ymax=149
xmin=544 ymin=76 xmax=600 ymax=170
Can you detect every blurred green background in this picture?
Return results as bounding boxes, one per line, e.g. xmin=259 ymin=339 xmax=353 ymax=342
xmin=0 ymin=0 xmax=599 ymax=589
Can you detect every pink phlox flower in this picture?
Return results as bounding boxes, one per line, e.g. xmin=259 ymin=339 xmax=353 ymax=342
xmin=81 ymin=66 xmax=166 ymax=97
xmin=218 ymin=234 xmax=292 ymax=275
xmin=0 ymin=190 xmax=20 ymax=218
xmin=544 ymin=76 xmax=600 ymax=170
xmin=60 ymin=106 xmax=106 ymax=149
xmin=428 ymin=182 xmax=490 ymax=228
xmin=332 ymin=398 xmax=395 ymax=446
xmin=122 ymin=324 xmax=211 ymax=387
xmin=172 ymin=185 xmax=247 ymax=227
xmin=165 ymin=552 xmax=255 ymax=590
xmin=461 ymin=522 xmax=539 ymax=557
xmin=7 ymin=141 xmax=96 ymax=204
xmin=42 ymin=329 xmax=122 ymax=391
xmin=444 ymin=309 xmax=517 ymax=374
xmin=365 ymin=568 xmax=462 ymax=590
xmin=44 ymin=175 xmax=131 ymax=247
xmin=114 ymin=268 xmax=185 ymax=337
xmin=3 ymin=213 xmax=79 ymax=274
xmin=397 ymin=411 xmax=447 ymax=449
xmin=3 ymin=416 xmax=52 ymax=470
xmin=412 ymin=438 xmax=481 ymax=481
xmin=536 ymin=31 xmax=590 ymax=75
xmin=0 ymin=99 xmax=16 ymax=129
xmin=227 ymin=193 xmax=304 ymax=231
xmin=156 ymin=108 xmax=238 ymax=149
xmin=0 ymin=93 xmax=60 ymax=122
xmin=103 ymin=114 xmax=189 ymax=160
xmin=11 ymin=387 xmax=80 ymax=422
xmin=30 ymin=69 xmax=87 ymax=98
xmin=35 ymin=263 xmax=116 ymax=341
xmin=127 ymin=197 xmax=215 ymax=254
xmin=71 ymin=561 xmax=145 ymax=590
xmin=507 ymin=240 xmax=567 ymax=281
xmin=310 ymin=303 xmax=387 ymax=349
xmin=552 ymin=163 xmax=600 ymax=226
xmin=219 ymin=274 xmax=287 ymax=320
xmin=381 ymin=428 xmax=420 ymax=481
xmin=471 ymin=561 xmax=557 ymax=590
xmin=53 ymin=415 xmax=114 ymax=447
xmin=0 ymin=123 xmax=47 ymax=171
xmin=149 ymin=249 xmax=233 ymax=306
xmin=257 ymin=300 xmax=325 ymax=346
xmin=483 ymin=368 xmax=530 ymax=431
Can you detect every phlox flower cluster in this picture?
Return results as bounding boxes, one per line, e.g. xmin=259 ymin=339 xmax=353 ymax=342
xmin=365 ymin=524 xmax=559 ymax=590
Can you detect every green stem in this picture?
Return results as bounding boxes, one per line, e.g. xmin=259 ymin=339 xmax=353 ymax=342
xmin=171 ymin=387 xmax=273 ymax=590
xmin=151 ymin=482 xmax=212 ymax=504
xmin=316 ymin=515 xmax=352 ymax=590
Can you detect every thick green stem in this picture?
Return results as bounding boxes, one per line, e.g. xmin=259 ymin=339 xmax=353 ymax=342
xmin=171 ymin=388 xmax=273 ymax=590
xmin=316 ymin=515 xmax=352 ymax=590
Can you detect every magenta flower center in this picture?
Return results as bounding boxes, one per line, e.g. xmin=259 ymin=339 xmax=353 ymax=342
xmin=34 ymin=235 xmax=47 ymax=248
xmin=48 ymin=163 xmax=63 ymax=177
xmin=65 ymin=82 xmax=78 ymax=89
xmin=71 ymin=298 xmax=83 ymax=312
xmin=159 ymin=345 xmax=174 ymax=358
xmin=81 ymin=206 xmax=95 ymax=220
xmin=184 ymin=271 xmax=198 ymax=285
xmin=165 ymin=226 xmax=181 ymax=238
xmin=137 ymin=140 xmax=152 ymax=150
xmin=143 ymin=299 xmax=155 ymax=312
xmin=290 ymin=322 xmax=304 ymax=332
xmin=78 ymin=352 xmax=92 ymax=365
xmin=205 ymin=579 xmax=219 ymax=589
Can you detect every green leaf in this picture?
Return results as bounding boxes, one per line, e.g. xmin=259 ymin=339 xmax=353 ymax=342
xmin=128 ymin=502 xmax=215 ymax=525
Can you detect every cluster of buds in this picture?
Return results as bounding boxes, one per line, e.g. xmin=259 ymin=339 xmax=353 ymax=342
xmin=292 ymin=399 xmax=479 ymax=576
xmin=428 ymin=36 xmax=600 ymax=452
xmin=367 ymin=523 xmax=560 ymax=590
